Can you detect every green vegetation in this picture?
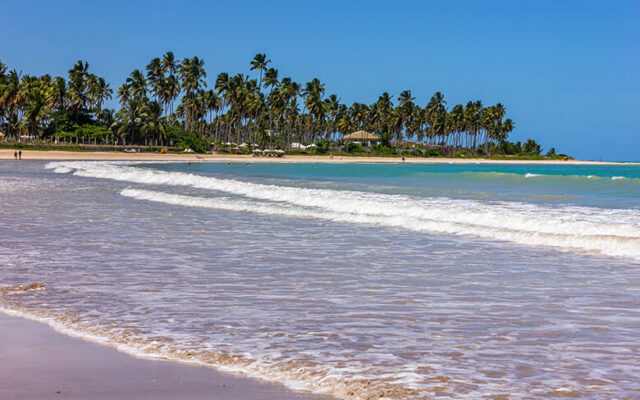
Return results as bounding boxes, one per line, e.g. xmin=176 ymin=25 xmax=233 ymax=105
xmin=0 ymin=54 xmax=566 ymax=158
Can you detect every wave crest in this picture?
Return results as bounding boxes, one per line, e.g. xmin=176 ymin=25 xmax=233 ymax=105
xmin=48 ymin=161 xmax=640 ymax=261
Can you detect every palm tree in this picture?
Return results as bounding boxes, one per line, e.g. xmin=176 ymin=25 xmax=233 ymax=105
xmin=161 ymin=51 xmax=178 ymax=75
xmin=449 ymin=104 xmax=464 ymax=150
xmin=115 ymin=98 xmax=145 ymax=145
xmin=397 ymin=90 xmax=415 ymax=146
xmin=20 ymin=76 xmax=50 ymax=137
xmin=263 ymin=68 xmax=279 ymax=94
xmin=158 ymin=75 xmax=180 ymax=117
xmin=0 ymin=55 xmax=521 ymax=155
xmin=126 ymin=70 xmax=147 ymax=100
xmin=323 ymin=94 xmax=341 ymax=139
xmin=146 ymin=57 xmax=163 ymax=101
xmin=67 ymin=60 xmax=90 ymax=122
xmin=91 ymin=77 xmax=112 ymax=118
xmin=425 ymin=92 xmax=447 ymax=145
xmin=117 ymin=83 xmax=131 ymax=105
xmin=0 ymin=70 xmax=21 ymax=140
xmin=47 ymin=76 xmax=67 ymax=142
xmin=250 ymin=53 xmax=270 ymax=89
xmin=179 ymin=57 xmax=207 ymax=132
xmin=141 ymin=101 xmax=166 ymax=146
xmin=302 ymin=78 xmax=325 ymax=143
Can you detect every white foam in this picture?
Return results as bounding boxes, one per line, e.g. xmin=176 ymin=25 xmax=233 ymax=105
xmin=48 ymin=161 xmax=640 ymax=261
xmin=0 ymin=307 xmax=400 ymax=400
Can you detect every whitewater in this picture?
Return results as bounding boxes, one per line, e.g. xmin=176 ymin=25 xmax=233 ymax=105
xmin=48 ymin=161 xmax=640 ymax=260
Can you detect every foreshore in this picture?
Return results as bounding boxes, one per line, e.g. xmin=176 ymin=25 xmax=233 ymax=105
xmin=0 ymin=149 xmax=630 ymax=164
xmin=0 ymin=312 xmax=331 ymax=400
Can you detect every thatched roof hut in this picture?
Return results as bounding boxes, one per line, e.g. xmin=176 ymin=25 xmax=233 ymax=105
xmin=341 ymin=131 xmax=381 ymax=143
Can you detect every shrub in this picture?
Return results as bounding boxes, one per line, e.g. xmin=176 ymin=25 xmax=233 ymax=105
xmin=314 ymin=139 xmax=331 ymax=154
xmin=166 ymin=125 xmax=208 ymax=153
xmin=344 ymin=142 xmax=364 ymax=153
xmin=424 ymin=148 xmax=441 ymax=157
xmin=371 ymin=144 xmax=393 ymax=155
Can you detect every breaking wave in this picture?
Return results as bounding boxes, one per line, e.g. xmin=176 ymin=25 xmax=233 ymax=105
xmin=47 ymin=161 xmax=640 ymax=261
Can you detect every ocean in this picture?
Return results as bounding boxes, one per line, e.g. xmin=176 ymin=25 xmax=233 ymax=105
xmin=1 ymin=160 xmax=639 ymax=399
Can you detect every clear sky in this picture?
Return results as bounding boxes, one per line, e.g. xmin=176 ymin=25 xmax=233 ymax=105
xmin=2 ymin=0 xmax=639 ymax=160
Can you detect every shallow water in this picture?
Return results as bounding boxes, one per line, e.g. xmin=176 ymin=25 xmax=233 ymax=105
xmin=1 ymin=160 xmax=639 ymax=399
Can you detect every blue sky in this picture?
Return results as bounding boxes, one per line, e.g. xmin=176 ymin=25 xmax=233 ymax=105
xmin=2 ymin=0 xmax=639 ymax=160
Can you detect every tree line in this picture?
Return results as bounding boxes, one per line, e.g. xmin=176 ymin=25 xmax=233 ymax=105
xmin=0 ymin=53 xmax=517 ymax=154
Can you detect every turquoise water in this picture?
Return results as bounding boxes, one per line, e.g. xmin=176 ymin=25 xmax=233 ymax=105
xmin=155 ymin=162 xmax=640 ymax=208
xmin=1 ymin=160 xmax=639 ymax=399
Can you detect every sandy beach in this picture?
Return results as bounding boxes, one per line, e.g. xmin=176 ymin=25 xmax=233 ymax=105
xmin=0 ymin=149 xmax=629 ymax=164
xmin=0 ymin=313 xmax=331 ymax=400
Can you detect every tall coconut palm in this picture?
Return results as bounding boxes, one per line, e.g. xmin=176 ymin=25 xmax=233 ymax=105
xmin=146 ymin=57 xmax=163 ymax=101
xmin=302 ymin=78 xmax=325 ymax=142
xmin=0 ymin=70 xmax=21 ymax=139
xmin=263 ymin=68 xmax=279 ymax=94
xmin=179 ymin=57 xmax=207 ymax=132
xmin=90 ymin=77 xmax=112 ymax=118
xmin=425 ymin=92 xmax=447 ymax=144
xmin=141 ymin=101 xmax=166 ymax=145
xmin=250 ymin=53 xmax=270 ymax=89
xmin=159 ymin=75 xmax=180 ymax=117
xmin=125 ymin=70 xmax=147 ymax=100
xmin=161 ymin=51 xmax=178 ymax=75
xmin=67 ymin=60 xmax=90 ymax=122
xmin=117 ymin=83 xmax=131 ymax=105
xmin=397 ymin=90 xmax=415 ymax=145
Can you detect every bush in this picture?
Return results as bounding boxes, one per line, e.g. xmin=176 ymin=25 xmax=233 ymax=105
xmin=424 ymin=148 xmax=441 ymax=157
xmin=371 ymin=144 xmax=394 ymax=155
xmin=166 ymin=125 xmax=208 ymax=153
xmin=314 ymin=139 xmax=331 ymax=154
xmin=344 ymin=142 xmax=364 ymax=153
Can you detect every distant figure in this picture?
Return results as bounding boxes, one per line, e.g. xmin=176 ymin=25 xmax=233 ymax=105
xmin=401 ymin=155 xmax=406 ymax=162
xmin=246 ymin=163 xmax=250 ymax=166
xmin=14 ymin=151 xmax=17 ymax=160
xmin=227 ymin=163 xmax=231 ymax=166
xmin=18 ymin=150 xmax=22 ymax=160
xmin=330 ymin=153 xmax=334 ymax=159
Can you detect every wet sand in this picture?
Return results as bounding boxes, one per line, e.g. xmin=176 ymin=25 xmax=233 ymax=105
xmin=0 ymin=149 xmax=628 ymax=164
xmin=0 ymin=313 xmax=331 ymax=400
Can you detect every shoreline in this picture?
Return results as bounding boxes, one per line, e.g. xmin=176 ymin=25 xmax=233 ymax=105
xmin=0 ymin=149 xmax=633 ymax=165
xmin=0 ymin=311 xmax=331 ymax=400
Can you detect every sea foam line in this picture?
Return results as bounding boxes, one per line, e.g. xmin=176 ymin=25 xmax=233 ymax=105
xmin=0 ymin=306 xmax=407 ymax=400
xmin=48 ymin=161 xmax=640 ymax=261
xmin=121 ymin=188 xmax=640 ymax=261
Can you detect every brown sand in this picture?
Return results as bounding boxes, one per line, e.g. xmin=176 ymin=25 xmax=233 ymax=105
xmin=0 ymin=313 xmax=332 ymax=400
xmin=0 ymin=149 xmax=628 ymax=165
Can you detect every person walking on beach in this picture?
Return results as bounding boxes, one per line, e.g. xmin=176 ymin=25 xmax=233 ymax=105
xmin=14 ymin=151 xmax=17 ymax=160
xmin=18 ymin=150 xmax=22 ymax=160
